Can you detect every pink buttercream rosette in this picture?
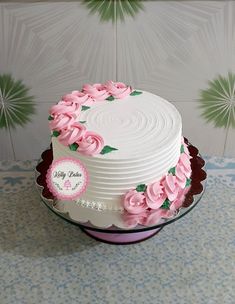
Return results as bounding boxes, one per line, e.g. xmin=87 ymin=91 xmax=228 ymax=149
xmin=50 ymin=100 xmax=81 ymax=116
xmin=105 ymin=81 xmax=132 ymax=99
xmin=82 ymin=83 xmax=110 ymax=101
xmin=49 ymin=113 xmax=76 ymax=131
xmin=62 ymin=90 xmax=93 ymax=106
xmin=122 ymin=138 xmax=192 ymax=227
xmin=58 ymin=122 xmax=86 ymax=146
xmin=77 ymin=131 xmax=104 ymax=156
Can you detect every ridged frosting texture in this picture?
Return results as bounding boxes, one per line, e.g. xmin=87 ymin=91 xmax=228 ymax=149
xmin=52 ymin=90 xmax=182 ymax=211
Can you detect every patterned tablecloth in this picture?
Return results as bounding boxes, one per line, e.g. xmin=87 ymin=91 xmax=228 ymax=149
xmin=0 ymin=157 xmax=234 ymax=304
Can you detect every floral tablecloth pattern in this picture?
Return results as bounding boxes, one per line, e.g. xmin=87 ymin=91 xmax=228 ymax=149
xmin=0 ymin=157 xmax=234 ymax=304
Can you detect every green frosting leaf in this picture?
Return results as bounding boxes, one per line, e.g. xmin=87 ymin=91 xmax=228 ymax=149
xmin=48 ymin=115 xmax=53 ymax=121
xmin=81 ymin=106 xmax=90 ymax=111
xmin=52 ymin=130 xmax=60 ymax=137
xmin=100 ymin=145 xmax=118 ymax=155
xmin=106 ymin=96 xmax=115 ymax=101
xmin=79 ymin=121 xmax=86 ymax=124
xmin=130 ymin=90 xmax=142 ymax=96
xmin=161 ymin=199 xmax=170 ymax=209
xmin=168 ymin=167 xmax=176 ymax=175
xmin=186 ymin=178 xmax=191 ymax=187
xmin=69 ymin=143 xmax=79 ymax=151
xmin=180 ymin=144 xmax=185 ymax=154
xmin=136 ymin=184 xmax=147 ymax=192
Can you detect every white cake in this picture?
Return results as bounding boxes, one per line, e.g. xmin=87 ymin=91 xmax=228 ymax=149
xmin=51 ymin=89 xmax=182 ymax=211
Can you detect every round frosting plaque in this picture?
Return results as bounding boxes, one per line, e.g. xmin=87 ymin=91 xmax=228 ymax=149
xmin=46 ymin=157 xmax=88 ymax=200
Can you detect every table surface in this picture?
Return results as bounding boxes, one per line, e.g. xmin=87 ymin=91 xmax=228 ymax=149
xmin=0 ymin=156 xmax=234 ymax=304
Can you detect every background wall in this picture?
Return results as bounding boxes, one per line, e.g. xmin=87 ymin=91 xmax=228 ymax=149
xmin=0 ymin=0 xmax=234 ymax=160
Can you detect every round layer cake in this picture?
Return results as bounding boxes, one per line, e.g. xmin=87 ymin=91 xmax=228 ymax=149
xmin=50 ymin=82 xmax=183 ymax=212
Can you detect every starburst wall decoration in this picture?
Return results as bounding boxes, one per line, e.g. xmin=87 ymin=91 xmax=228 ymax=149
xmin=82 ymin=0 xmax=144 ymax=23
xmin=199 ymin=72 xmax=235 ymax=129
xmin=0 ymin=74 xmax=35 ymax=129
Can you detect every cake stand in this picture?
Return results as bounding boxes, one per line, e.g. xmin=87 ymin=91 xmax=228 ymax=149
xmin=35 ymin=139 xmax=207 ymax=244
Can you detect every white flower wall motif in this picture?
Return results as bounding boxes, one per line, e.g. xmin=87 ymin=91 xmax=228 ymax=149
xmin=199 ymin=73 xmax=235 ymax=129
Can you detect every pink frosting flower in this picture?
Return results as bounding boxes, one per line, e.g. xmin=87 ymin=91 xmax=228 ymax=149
xmin=62 ymin=90 xmax=92 ymax=105
xmin=49 ymin=100 xmax=80 ymax=116
xmin=123 ymin=189 xmax=148 ymax=214
xmin=77 ymin=131 xmax=104 ymax=156
xmin=122 ymin=208 xmax=176 ymax=228
xmin=122 ymin=211 xmax=148 ymax=228
xmin=170 ymin=187 xmax=190 ymax=211
xmin=58 ymin=122 xmax=86 ymax=146
xmin=82 ymin=83 xmax=110 ymax=101
xmin=162 ymin=174 xmax=180 ymax=202
xmin=143 ymin=209 xmax=175 ymax=226
xmin=179 ymin=153 xmax=191 ymax=178
xmin=182 ymin=141 xmax=190 ymax=156
xmin=105 ymin=81 xmax=132 ymax=99
xmin=175 ymin=163 xmax=187 ymax=188
xmin=49 ymin=113 xmax=75 ymax=131
xmin=170 ymin=198 xmax=183 ymax=212
xmin=146 ymin=181 xmax=167 ymax=209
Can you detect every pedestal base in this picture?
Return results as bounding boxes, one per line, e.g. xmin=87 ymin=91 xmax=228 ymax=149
xmin=80 ymin=227 xmax=163 ymax=245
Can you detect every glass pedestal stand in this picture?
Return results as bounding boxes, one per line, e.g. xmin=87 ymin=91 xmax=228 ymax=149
xmin=35 ymin=140 xmax=206 ymax=245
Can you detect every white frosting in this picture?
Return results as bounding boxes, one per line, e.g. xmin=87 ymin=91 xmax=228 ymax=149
xmin=52 ymin=91 xmax=182 ymax=211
